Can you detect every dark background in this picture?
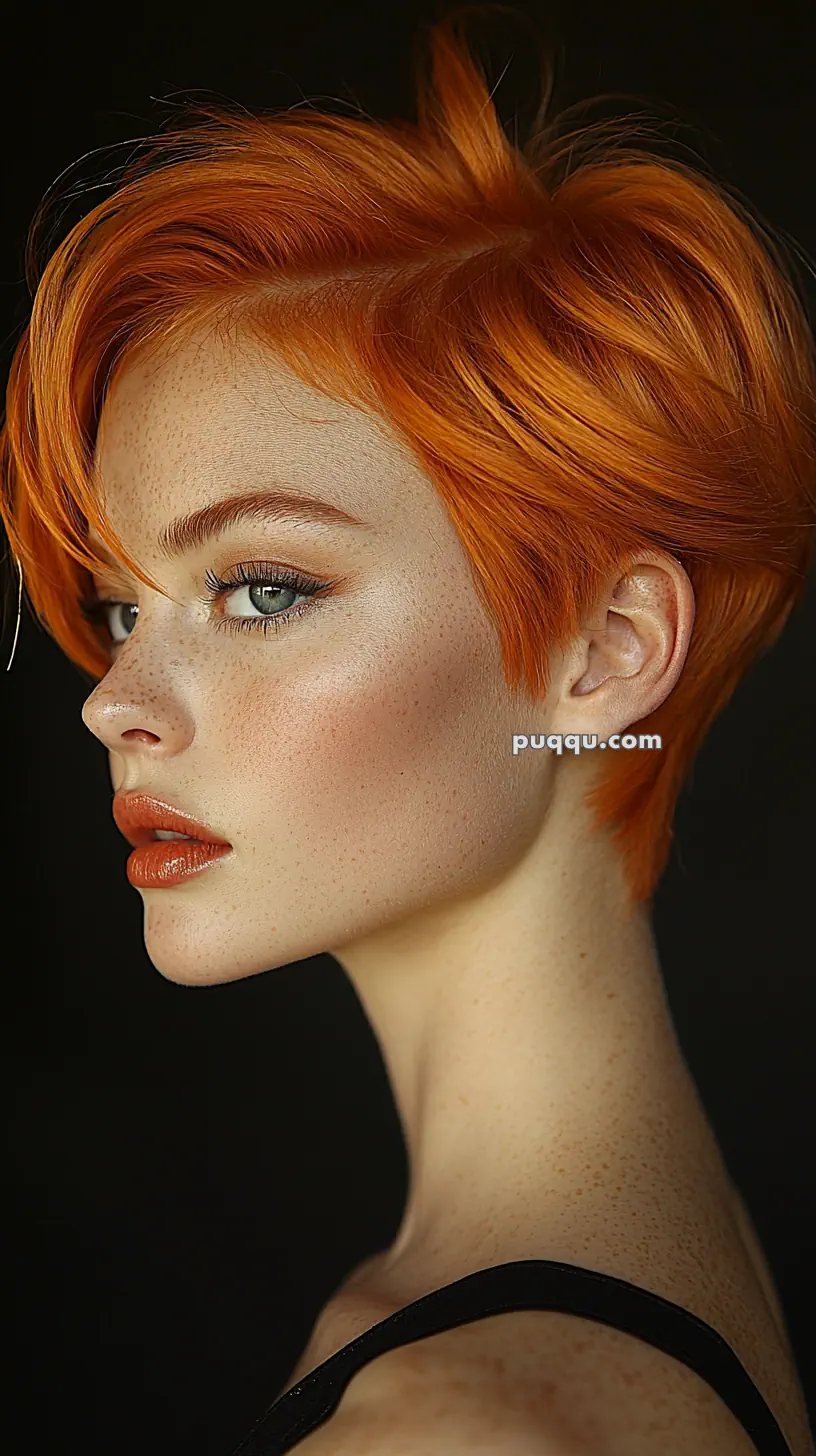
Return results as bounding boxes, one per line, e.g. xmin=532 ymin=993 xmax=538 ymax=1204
xmin=2 ymin=2 xmax=814 ymax=1452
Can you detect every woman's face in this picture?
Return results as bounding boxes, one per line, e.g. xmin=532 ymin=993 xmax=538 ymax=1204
xmin=82 ymin=324 xmax=556 ymax=984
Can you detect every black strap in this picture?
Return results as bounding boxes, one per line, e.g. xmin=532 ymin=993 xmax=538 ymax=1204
xmin=230 ymin=1258 xmax=796 ymax=1455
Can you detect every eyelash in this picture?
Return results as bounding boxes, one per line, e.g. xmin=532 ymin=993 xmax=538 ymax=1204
xmin=81 ymin=562 xmax=334 ymax=646
xmin=199 ymin=562 xmax=333 ymax=637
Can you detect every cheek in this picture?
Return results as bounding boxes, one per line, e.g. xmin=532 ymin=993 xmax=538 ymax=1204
xmin=212 ymin=621 xmax=525 ymax=871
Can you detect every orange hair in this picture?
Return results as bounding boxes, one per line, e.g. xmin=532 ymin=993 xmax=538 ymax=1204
xmin=2 ymin=3 xmax=815 ymax=902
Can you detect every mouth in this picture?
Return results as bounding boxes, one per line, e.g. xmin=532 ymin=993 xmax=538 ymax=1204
xmin=112 ymin=791 xmax=233 ymax=890
xmin=112 ymin=791 xmax=233 ymax=849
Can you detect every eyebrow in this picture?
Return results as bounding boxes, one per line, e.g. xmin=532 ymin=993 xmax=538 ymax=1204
xmin=157 ymin=488 xmax=367 ymax=559
xmin=88 ymin=487 xmax=368 ymax=569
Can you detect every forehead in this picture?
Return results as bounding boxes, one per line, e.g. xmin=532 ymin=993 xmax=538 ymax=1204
xmin=91 ymin=325 xmax=441 ymax=547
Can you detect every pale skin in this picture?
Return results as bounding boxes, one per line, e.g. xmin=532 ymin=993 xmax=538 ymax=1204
xmin=81 ymin=325 xmax=812 ymax=1454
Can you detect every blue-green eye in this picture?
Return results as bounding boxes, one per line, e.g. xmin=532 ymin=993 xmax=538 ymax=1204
xmin=198 ymin=562 xmax=335 ymax=637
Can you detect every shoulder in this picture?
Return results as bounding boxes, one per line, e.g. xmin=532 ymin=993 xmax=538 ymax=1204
xmin=314 ymin=1357 xmax=571 ymax=1454
xmin=314 ymin=1309 xmax=764 ymax=1456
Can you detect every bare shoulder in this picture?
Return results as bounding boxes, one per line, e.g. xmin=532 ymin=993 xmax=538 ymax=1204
xmin=291 ymin=1304 xmax=765 ymax=1455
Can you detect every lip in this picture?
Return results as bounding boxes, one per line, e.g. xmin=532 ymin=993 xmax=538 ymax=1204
xmin=113 ymin=791 xmax=231 ymax=848
xmin=112 ymin=791 xmax=233 ymax=889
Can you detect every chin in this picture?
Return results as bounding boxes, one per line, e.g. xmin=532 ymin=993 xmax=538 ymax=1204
xmin=138 ymin=899 xmax=320 ymax=987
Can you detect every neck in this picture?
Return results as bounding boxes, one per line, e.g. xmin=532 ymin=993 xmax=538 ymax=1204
xmin=332 ymin=757 xmax=730 ymax=1291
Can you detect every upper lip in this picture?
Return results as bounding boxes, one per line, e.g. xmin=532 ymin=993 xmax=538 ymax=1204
xmin=112 ymin=791 xmax=232 ymax=849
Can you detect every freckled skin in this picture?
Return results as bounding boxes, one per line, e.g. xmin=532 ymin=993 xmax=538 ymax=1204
xmin=85 ymin=329 xmax=552 ymax=979
xmin=81 ymin=326 xmax=809 ymax=1453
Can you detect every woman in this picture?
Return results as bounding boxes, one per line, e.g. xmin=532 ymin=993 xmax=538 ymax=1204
xmin=2 ymin=5 xmax=814 ymax=1452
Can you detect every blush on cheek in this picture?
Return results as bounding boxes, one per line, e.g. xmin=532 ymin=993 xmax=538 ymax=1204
xmin=193 ymin=629 xmax=535 ymax=945
xmin=255 ymin=668 xmax=452 ymax=788
xmin=307 ymin=632 xmax=490 ymax=775
xmin=221 ymin=634 xmax=492 ymax=838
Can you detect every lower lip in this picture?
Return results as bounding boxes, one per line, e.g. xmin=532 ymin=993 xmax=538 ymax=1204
xmin=126 ymin=839 xmax=232 ymax=888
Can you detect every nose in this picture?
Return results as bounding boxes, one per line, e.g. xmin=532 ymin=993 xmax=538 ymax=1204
xmin=81 ymin=683 xmax=193 ymax=758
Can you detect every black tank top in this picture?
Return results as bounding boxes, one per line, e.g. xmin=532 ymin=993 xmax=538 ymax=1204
xmin=229 ymin=1258 xmax=797 ymax=1455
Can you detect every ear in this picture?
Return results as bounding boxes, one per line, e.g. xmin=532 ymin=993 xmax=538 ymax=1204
xmin=550 ymin=553 xmax=694 ymax=740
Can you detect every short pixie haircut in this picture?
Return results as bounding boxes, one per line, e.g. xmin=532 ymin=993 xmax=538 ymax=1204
xmin=2 ymin=3 xmax=815 ymax=902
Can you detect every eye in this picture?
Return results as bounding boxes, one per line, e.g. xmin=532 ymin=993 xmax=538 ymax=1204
xmin=199 ymin=562 xmax=337 ymax=638
xmin=106 ymin=603 xmax=139 ymax=642
xmin=79 ymin=596 xmax=138 ymax=643
xmin=219 ymin=579 xmax=305 ymax=619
